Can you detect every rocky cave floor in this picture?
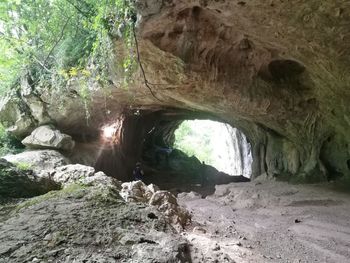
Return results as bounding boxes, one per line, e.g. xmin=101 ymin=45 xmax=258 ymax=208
xmin=1 ymin=177 xmax=350 ymax=263
xmin=178 ymin=180 xmax=350 ymax=263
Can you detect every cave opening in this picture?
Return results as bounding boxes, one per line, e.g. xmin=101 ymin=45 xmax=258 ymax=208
xmin=138 ymin=114 xmax=252 ymax=195
xmin=173 ymin=120 xmax=253 ymax=178
xmin=91 ymin=110 xmax=253 ymax=195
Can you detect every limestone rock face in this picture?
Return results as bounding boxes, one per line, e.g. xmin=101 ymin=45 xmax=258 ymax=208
xmin=149 ymin=190 xmax=191 ymax=229
xmin=1 ymin=0 xmax=349 ymax=182
xmin=3 ymin=150 xmax=70 ymax=178
xmin=52 ymin=164 xmax=95 ymax=184
xmin=0 ymin=96 xmax=36 ymax=137
xmin=52 ymin=164 xmax=121 ymax=188
xmin=21 ymin=125 xmax=75 ymax=151
xmin=0 ymin=180 xmax=190 ymax=262
xmin=120 ymin=180 xmax=160 ymax=203
xmin=120 ymin=181 xmax=191 ymax=229
xmin=0 ymin=158 xmax=59 ymax=198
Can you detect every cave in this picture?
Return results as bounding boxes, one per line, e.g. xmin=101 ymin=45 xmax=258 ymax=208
xmin=1 ymin=0 xmax=350 ymax=262
xmin=87 ymin=109 xmax=251 ymax=194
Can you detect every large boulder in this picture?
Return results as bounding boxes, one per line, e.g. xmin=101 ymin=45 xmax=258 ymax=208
xmin=51 ymin=164 xmax=121 ymax=188
xmin=0 ymin=158 xmax=59 ymax=198
xmin=0 ymin=96 xmax=35 ymax=137
xmin=0 ymin=180 xmax=189 ymax=263
xmin=21 ymin=125 xmax=75 ymax=151
xmin=3 ymin=150 xmax=70 ymax=178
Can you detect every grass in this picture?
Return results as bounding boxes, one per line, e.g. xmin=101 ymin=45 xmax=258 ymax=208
xmin=14 ymin=162 xmax=32 ymax=171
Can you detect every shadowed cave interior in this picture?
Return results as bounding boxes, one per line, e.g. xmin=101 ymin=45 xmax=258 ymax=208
xmin=87 ymin=109 xmax=252 ymax=195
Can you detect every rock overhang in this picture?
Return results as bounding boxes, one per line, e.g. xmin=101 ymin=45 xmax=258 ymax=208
xmin=0 ymin=0 xmax=349 ymax=182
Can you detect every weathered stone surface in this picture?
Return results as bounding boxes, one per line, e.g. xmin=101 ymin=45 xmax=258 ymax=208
xmin=120 ymin=180 xmax=158 ymax=203
xmin=0 ymin=158 xmax=59 ymax=198
xmin=0 ymin=183 xmax=190 ymax=262
xmin=149 ymin=190 xmax=190 ymax=229
xmin=135 ymin=0 xmax=169 ymax=17
xmin=1 ymin=0 xmax=349 ymax=183
xmin=3 ymin=150 xmax=70 ymax=178
xmin=21 ymin=125 xmax=75 ymax=151
xmin=0 ymin=96 xmax=35 ymax=137
xmin=51 ymin=164 xmax=121 ymax=188
xmin=120 ymin=181 xmax=191 ymax=230
xmin=52 ymin=164 xmax=94 ymax=184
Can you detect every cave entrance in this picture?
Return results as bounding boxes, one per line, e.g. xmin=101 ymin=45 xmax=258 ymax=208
xmin=174 ymin=120 xmax=252 ymax=178
xmin=141 ymin=115 xmax=252 ymax=195
xmin=92 ymin=110 xmax=252 ymax=195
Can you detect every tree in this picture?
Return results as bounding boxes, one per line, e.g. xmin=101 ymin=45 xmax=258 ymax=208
xmin=0 ymin=0 xmax=136 ymax=95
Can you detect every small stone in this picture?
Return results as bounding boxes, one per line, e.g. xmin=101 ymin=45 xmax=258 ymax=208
xmin=213 ymin=244 xmax=221 ymax=251
xmin=230 ymin=241 xmax=242 ymax=246
xmin=193 ymin=226 xmax=207 ymax=234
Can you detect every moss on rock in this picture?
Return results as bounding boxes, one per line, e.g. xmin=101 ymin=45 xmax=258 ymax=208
xmin=0 ymin=158 xmax=59 ymax=198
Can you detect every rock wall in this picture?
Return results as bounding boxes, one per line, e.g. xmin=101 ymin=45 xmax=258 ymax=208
xmin=1 ymin=0 xmax=349 ymax=183
xmin=223 ymin=124 xmax=252 ymax=177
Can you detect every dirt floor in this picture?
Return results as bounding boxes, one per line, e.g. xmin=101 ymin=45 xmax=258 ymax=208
xmin=177 ymin=179 xmax=350 ymax=263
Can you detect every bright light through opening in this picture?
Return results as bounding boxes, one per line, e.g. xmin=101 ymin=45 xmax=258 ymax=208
xmin=174 ymin=120 xmax=253 ymax=177
xmin=102 ymin=124 xmax=117 ymax=139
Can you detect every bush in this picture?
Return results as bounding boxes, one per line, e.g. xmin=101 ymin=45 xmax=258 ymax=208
xmin=0 ymin=124 xmax=24 ymax=157
xmin=0 ymin=0 xmax=137 ymax=95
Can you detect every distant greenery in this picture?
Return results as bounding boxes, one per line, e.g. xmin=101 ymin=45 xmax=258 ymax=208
xmin=0 ymin=0 xmax=136 ymax=95
xmin=0 ymin=124 xmax=24 ymax=157
xmin=174 ymin=120 xmax=214 ymax=164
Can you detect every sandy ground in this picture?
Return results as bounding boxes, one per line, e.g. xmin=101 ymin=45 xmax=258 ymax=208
xmin=178 ymin=180 xmax=350 ymax=263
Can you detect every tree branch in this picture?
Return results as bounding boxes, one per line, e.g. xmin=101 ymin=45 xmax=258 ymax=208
xmin=132 ymin=24 xmax=163 ymax=102
xmin=43 ymin=17 xmax=71 ymax=66
xmin=64 ymin=0 xmax=93 ymax=20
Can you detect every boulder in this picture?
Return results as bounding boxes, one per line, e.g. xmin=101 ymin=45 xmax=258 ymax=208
xmin=0 ymin=96 xmax=35 ymax=137
xmin=0 ymin=158 xmax=59 ymax=198
xmin=149 ymin=191 xmax=190 ymax=229
xmin=120 ymin=181 xmax=191 ymax=229
xmin=21 ymin=125 xmax=75 ymax=151
xmin=0 ymin=181 xmax=189 ymax=263
xmin=3 ymin=150 xmax=70 ymax=178
xmin=120 ymin=181 xmax=157 ymax=203
xmin=51 ymin=164 xmax=121 ymax=188
xmin=52 ymin=164 xmax=94 ymax=184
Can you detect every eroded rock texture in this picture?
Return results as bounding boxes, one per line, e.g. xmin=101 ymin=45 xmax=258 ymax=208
xmin=3 ymin=150 xmax=70 ymax=178
xmin=1 ymin=0 xmax=349 ymax=182
xmin=0 ymin=184 xmax=190 ymax=262
xmin=22 ymin=125 xmax=75 ymax=151
xmin=120 ymin=180 xmax=191 ymax=230
xmin=0 ymin=159 xmax=59 ymax=198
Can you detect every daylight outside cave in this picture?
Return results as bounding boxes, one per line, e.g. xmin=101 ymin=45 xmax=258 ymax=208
xmin=174 ymin=120 xmax=252 ymax=178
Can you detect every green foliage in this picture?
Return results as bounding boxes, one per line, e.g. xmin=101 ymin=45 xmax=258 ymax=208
xmin=14 ymin=162 xmax=31 ymax=171
xmin=174 ymin=121 xmax=214 ymax=164
xmin=0 ymin=124 xmax=24 ymax=157
xmin=0 ymin=0 xmax=136 ymax=96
